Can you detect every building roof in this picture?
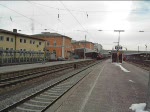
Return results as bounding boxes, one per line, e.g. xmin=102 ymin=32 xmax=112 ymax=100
xmin=124 ymin=52 xmax=150 ymax=56
xmin=74 ymin=48 xmax=97 ymax=53
xmin=72 ymin=40 xmax=93 ymax=44
xmin=0 ymin=29 xmax=45 ymax=41
xmin=32 ymin=32 xmax=72 ymax=39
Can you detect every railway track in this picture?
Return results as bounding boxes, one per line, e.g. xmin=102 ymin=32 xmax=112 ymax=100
xmin=126 ymin=60 xmax=150 ymax=71
xmin=0 ymin=60 xmax=101 ymax=112
xmin=0 ymin=60 xmax=94 ymax=88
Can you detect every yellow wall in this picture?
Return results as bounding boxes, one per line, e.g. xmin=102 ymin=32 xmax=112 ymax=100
xmin=0 ymin=33 xmax=15 ymax=50
xmin=16 ymin=36 xmax=45 ymax=51
xmin=0 ymin=32 xmax=45 ymax=52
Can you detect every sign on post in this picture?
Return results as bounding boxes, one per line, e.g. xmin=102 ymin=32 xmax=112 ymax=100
xmin=115 ymin=45 xmax=122 ymax=50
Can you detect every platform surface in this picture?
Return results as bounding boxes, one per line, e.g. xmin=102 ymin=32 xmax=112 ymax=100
xmin=0 ymin=59 xmax=91 ymax=73
xmin=47 ymin=59 xmax=149 ymax=112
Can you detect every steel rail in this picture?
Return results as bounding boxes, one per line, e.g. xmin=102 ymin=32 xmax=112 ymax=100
xmin=0 ymin=66 xmax=72 ymax=88
xmin=0 ymin=60 xmax=93 ymax=80
xmin=0 ymin=60 xmax=102 ymax=112
xmin=0 ymin=62 xmax=94 ymax=88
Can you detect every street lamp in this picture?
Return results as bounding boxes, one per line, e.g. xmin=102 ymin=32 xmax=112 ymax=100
xmin=84 ymin=35 xmax=86 ymax=59
xmin=145 ymin=44 xmax=148 ymax=60
xmin=114 ymin=30 xmax=125 ymax=50
xmin=139 ymin=30 xmax=144 ymax=32
xmin=114 ymin=30 xmax=124 ymax=63
xmin=76 ymin=30 xmax=87 ymax=59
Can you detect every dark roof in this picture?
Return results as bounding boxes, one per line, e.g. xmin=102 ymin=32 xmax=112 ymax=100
xmin=0 ymin=29 xmax=45 ymax=41
xmin=125 ymin=52 xmax=150 ymax=56
xmin=74 ymin=48 xmax=97 ymax=53
xmin=72 ymin=40 xmax=93 ymax=44
xmin=32 ymin=32 xmax=71 ymax=39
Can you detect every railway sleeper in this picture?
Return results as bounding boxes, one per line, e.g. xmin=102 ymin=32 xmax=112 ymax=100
xmin=1 ymin=67 xmax=72 ymax=85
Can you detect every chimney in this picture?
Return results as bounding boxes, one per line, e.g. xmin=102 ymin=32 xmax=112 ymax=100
xmin=13 ymin=29 xmax=17 ymax=33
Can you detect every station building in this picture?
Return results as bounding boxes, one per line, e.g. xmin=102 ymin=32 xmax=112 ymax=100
xmin=0 ymin=29 xmax=45 ymax=52
xmin=71 ymin=40 xmax=94 ymax=50
xmin=32 ymin=32 xmax=72 ymax=59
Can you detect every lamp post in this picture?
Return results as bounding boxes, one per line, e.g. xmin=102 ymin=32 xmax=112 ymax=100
xmin=114 ymin=30 xmax=124 ymax=63
xmin=76 ymin=30 xmax=88 ymax=59
xmin=114 ymin=30 xmax=125 ymax=50
xmin=145 ymin=44 xmax=147 ymax=60
xmin=84 ymin=35 xmax=86 ymax=59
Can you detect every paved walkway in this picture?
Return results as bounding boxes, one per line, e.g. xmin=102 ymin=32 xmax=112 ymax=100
xmin=0 ymin=59 xmax=91 ymax=73
xmin=47 ymin=59 xmax=149 ymax=112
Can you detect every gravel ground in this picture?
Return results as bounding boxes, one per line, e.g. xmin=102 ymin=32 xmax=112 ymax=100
xmin=0 ymin=68 xmax=74 ymax=100
xmin=0 ymin=63 xmax=95 ymax=111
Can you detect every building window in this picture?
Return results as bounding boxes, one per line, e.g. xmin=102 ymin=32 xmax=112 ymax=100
xmin=30 ymin=40 xmax=32 ymax=44
xmin=39 ymin=42 xmax=42 ymax=45
xmin=0 ymin=36 xmax=4 ymax=41
xmin=47 ymin=42 xmax=50 ymax=46
xmin=54 ymin=41 xmax=56 ymax=46
xmin=20 ymin=39 xmax=23 ymax=43
xmin=24 ymin=39 xmax=26 ymax=43
xmin=6 ymin=48 xmax=9 ymax=50
xmin=11 ymin=38 xmax=13 ymax=42
xmin=53 ymin=50 xmax=56 ymax=55
xmin=33 ymin=41 xmax=35 ymax=44
xmin=6 ymin=37 xmax=9 ymax=41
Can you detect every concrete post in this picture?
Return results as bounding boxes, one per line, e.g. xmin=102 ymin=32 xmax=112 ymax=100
xmin=84 ymin=35 xmax=86 ymax=59
xmin=62 ymin=36 xmax=65 ymax=58
xmin=146 ymin=71 xmax=150 ymax=111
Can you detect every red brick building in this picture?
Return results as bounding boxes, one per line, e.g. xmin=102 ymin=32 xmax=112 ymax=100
xmin=71 ymin=40 xmax=94 ymax=50
xmin=32 ymin=32 xmax=72 ymax=59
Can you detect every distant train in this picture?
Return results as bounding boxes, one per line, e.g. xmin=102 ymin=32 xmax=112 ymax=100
xmin=96 ymin=54 xmax=104 ymax=60
xmin=73 ymin=48 xmax=110 ymax=60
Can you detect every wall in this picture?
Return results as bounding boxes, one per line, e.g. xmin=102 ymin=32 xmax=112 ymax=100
xmin=0 ymin=33 xmax=15 ymax=50
xmin=16 ymin=36 xmax=45 ymax=51
xmin=72 ymin=42 xmax=94 ymax=50
xmin=38 ymin=36 xmax=72 ymax=58
xmin=0 ymin=32 xmax=45 ymax=52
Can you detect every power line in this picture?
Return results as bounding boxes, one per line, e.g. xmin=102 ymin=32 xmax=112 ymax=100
xmin=60 ymin=1 xmax=87 ymax=32
xmin=60 ymin=1 xmax=98 ymax=43
xmin=26 ymin=0 xmax=69 ymax=35
xmin=0 ymin=3 xmax=57 ymax=33
xmin=28 ymin=1 xmax=150 ymax=14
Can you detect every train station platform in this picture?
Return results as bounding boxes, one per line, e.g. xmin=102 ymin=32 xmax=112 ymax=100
xmin=46 ymin=59 xmax=149 ymax=112
xmin=0 ymin=59 xmax=91 ymax=73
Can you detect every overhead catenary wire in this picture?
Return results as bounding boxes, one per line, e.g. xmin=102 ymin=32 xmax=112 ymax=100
xmin=27 ymin=1 xmax=70 ymax=36
xmin=60 ymin=1 xmax=98 ymax=42
xmin=0 ymin=3 xmax=57 ymax=33
xmin=60 ymin=1 xmax=87 ymax=32
xmin=27 ymin=0 xmax=68 ymax=36
xmin=29 ymin=1 xmax=150 ymax=14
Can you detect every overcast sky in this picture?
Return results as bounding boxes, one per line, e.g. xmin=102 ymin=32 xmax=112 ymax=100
xmin=0 ymin=1 xmax=150 ymax=51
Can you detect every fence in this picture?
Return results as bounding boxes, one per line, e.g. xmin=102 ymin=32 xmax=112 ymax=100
xmin=0 ymin=49 xmax=56 ymax=66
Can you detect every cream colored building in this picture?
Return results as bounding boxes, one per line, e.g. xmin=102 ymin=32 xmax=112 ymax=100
xmin=0 ymin=29 xmax=45 ymax=52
